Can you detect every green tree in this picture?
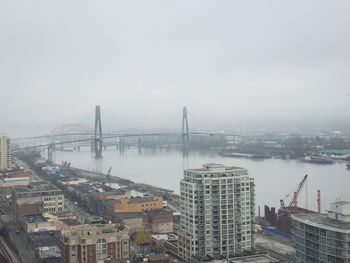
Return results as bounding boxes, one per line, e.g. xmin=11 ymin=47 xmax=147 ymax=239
xmin=134 ymin=231 xmax=151 ymax=246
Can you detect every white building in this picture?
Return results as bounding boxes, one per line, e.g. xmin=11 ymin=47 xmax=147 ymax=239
xmin=292 ymin=200 xmax=350 ymax=263
xmin=0 ymin=134 xmax=11 ymax=171
xmin=178 ymin=164 xmax=255 ymax=262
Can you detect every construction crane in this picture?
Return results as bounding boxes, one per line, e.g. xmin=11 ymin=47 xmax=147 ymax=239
xmin=279 ymin=194 xmax=290 ymax=209
xmin=280 ymin=174 xmax=308 ymax=213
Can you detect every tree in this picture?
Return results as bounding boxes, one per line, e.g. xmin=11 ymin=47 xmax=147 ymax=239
xmin=134 ymin=231 xmax=151 ymax=246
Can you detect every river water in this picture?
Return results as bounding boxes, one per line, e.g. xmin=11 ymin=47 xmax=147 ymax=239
xmin=53 ymin=148 xmax=350 ymax=214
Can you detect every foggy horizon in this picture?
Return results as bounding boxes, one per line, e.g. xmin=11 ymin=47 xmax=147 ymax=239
xmin=1 ymin=0 xmax=350 ymax=137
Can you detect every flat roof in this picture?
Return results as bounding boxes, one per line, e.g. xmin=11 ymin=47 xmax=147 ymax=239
xmin=61 ymin=224 xmax=128 ymax=237
xmin=186 ymin=164 xmax=247 ymax=174
xmin=13 ymin=182 xmax=61 ymax=194
xmin=292 ymin=213 xmax=350 ymax=232
xmin=22 ymin=214 xmax=47 ymax=223
xmin=332 ymin=200 xmax=350 ymax=206
xmin=228 ymin=254 xmax=280 ymax=263
xmin=128 ymin=196 xmax=160 ymax=204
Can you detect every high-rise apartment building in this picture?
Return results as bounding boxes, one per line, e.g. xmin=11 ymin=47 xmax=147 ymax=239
xmin=60 ymin=224 xmax=130 ymax=263
xmin=178 ymin=164 xmax=255 ymax=262
xmin=0 ymin=134 xmax=11 ymax=171
xmin=292 ymin=200 xmax=350 ymax=263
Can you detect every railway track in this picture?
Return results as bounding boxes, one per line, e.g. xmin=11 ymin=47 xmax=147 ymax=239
xmin=0 ymin=237 xmax=21 ymax=263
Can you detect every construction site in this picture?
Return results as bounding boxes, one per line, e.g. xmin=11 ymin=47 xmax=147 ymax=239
xmin=260 ymin=174 xmax=321 ymax=234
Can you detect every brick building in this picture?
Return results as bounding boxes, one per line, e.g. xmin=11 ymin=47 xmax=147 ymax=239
xmin=120 ymin=208 xmax=173 ymax=234
xmin=60 ymin=224 xmax=130 ymax=263
xmin=14 ymin=200 xmax=44 ymax=221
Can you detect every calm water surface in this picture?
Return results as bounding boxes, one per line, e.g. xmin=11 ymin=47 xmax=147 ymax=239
xmin=53 ymin=148 xmax=350 ymax=214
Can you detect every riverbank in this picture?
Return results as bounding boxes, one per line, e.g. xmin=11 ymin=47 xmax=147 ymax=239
xmin=68 ymin=166 xmax=178 ymax=199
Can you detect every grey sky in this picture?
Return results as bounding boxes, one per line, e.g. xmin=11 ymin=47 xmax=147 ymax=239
xmin=1 ymin=0 xmax=350 ymax=136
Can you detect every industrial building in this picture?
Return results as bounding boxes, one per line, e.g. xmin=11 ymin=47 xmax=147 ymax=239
xmin=292 ymin=200 xmax=350 ymax=263
xmin=0 ymin=171 xmax=32 ymax=193
xmin=12 ymin=182 xmax=64 ymax=217
xmin=178 ymin=164 xmax=255 ymax=262
xmin=0 ymin=134 xmax=11 ymax=171
xmin=60 ymin=224 xmax=130 ymax=263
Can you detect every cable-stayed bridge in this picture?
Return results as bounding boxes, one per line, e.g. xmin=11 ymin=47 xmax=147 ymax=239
xmin=12 ymin=105 xmax=241 ymax=162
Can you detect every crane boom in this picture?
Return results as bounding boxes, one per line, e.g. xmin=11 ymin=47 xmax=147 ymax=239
xmin=288 ymin=174 xmax=308 ymax=208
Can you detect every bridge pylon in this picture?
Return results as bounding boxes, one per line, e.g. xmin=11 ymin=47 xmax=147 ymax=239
xmin=48 ymin=144 xmax=54 ymax=164
xmin=182 ymin=106 xmax=189 ymax=151
xmin=94 ymin=105 xmax=103 ymax=158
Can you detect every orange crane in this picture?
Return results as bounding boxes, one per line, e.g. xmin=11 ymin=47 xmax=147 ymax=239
xmin=280 ymin=174 xmax=308 ymax=213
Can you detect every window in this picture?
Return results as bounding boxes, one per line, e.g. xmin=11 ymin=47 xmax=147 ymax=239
xmin=96 ymin=238 xmax=107 ymax=261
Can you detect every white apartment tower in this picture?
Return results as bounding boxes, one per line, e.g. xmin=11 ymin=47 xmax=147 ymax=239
xmin=178 ymin=164 xmax=255 ymax=262
xmin=0 ymin=134 xmax=11 ymax=171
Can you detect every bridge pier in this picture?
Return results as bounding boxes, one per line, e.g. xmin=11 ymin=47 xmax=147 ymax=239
xmin=47 ymin=144 xmax=54 ymax=164
xmin=138 ymin=137 xmax=142 ymax=154
xmin=119 ymin=139 xmax=125 ymax=154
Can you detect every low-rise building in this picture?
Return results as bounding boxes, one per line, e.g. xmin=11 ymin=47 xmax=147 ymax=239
xmin=29 ymin=231 xmax=61 ymax=262
xmin=117 ymin=208 xmax=173 ymax=234
xmin=60 ymin=224 xmax=130 ymax=263
xmin=143 ymin=208 xmax=173 ymax=233
xmin=15 ymin=200 xmax=44 ymax=221
xmin=12 ymin=182 xmax=64 ymax=215
xmin=107 ymin=196 xmax=163 ymax=214
xmin=0 ymin=171 xmax=32 ymax=190
xmin=122 ymin=214 xmax=144 ymax=233
xmin=20 ymin=214 xmax=67 ymax=233
xmin=292 ymin=200 xmax=350 ymax=263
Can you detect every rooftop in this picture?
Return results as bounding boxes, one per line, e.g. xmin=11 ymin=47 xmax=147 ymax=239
xmin=332 ymin=200 xmax=350 ymax=206
xmin=29 ymin=231 xmax=60 ymax=248
xmin=13 ymin=182 xmax=61 ymax=194
xmin=145 ymin=207 xmax=172 ymax=216
xmin=186 ymin=163 xmax=247 ymax=174
xmin=228 ymin=254 xmax=280 ymax=263
xmin=61 ymin=224 xmax=128 ymax=237
xmin=22 ymin=214 xmax=47 ymax=223
xmin=292 ymin=213 xmax=350 ymax=232
xmin=114 ymin=196 xmax=160 ymax=205
xmin=128 ymin=196 xmax=160 ymax=204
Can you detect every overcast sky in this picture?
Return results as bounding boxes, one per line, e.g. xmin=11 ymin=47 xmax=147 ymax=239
xmin=1 ymin=0 xmax=350 ymax=136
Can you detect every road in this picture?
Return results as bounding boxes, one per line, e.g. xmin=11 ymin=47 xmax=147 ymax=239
xmin=65 ymin=199 xmax=92 ymax=223
xmin=15 ymin=159 xmax=43 ymax=182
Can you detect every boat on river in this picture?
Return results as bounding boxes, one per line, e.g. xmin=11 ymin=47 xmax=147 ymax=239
xmin=300 ymin=156 xmax=334 ymax=164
